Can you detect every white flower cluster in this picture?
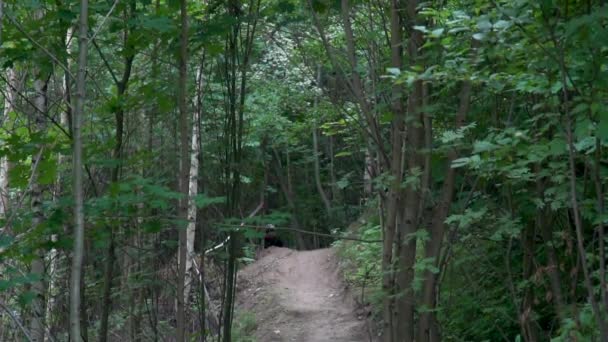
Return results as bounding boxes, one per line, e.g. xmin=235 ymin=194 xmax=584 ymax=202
xmin=251 ymin=32 xmax=317 ymax=93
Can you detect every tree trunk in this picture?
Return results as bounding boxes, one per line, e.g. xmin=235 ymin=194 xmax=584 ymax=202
xmin=520 ymin=222 xmax=538 ymax=342
xmin=222 ymin=231 xmax=238 ymax=342
xmin=47 ymin=27 xmax=75 ymax=339
xmin=534 ymin=166 xmax=567 ymax=323
xmin=176 ymin=0 xmax=190 ymax=339
xmin=394 ymin=0 xmax=424 ymax=340
xmin=273 ymin=148 xmax=307 ymax=249
xmin=592 ymin=139 xmax=607 ymax=309
xmin=363 ymin=150 xmax=373 ymax=200
xmin=0 ymin=68 xmax=17 ymax=218
xmin=559 ymin=41 xmax=608 ymax=337
xmin=417 ymin=78 xmax=473 ymax=342
xmin=29 ymin=70 xmax=49 ymax=342
xmin=312 ymin=64 xmax=332 ymax=217
xmin=69 ymin=0 xmax=89 ymax=339
xmin=381 ymin=1 xmax=405 ymax=340
xmin=98 ymin=4 xmax=136 ymax=339
xmin=312 ymin=126 xmax=331 ymax=216
xmin=184 ymin=74 xmax=201 ymax=307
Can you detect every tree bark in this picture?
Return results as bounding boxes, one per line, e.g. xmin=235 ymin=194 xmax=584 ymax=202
xmin=381 ymin=1 xmax=405 ymax=341
xmin=558 ymin=36 xmax=608 ymax=337
xmin=98 ymin=4 xmax=136 ymax=338
xmin=222 ymin=231 xmax=238 ymax=342
xmin=534 ymin=166 xmax=567 ymax=323
xmin=69 ymin=0 xmax=89 ymax=339
xmin=273 ymin=148 xmax=306 ymax=249
xmin=312 ymin=65 xmax=331 ymax=218
xmin=183 ymin=69 xmax=202 ymax=307
xmin=313 ymin=126 xmax=331 ymax=217
xmin=47 ymin=26 xmax=75 ymax=339
xmin=29 ymin=67 xmax=49 ymax=342
xmin=394 ymin=0 xmax=424 ymax=340
xmin=176 ymin=0 xmax=190 ymax=339
xmin=592 ymin=139 xmax=607 ymax=310
xmin=417 ymin=78 xmax=472 ymax=342
xmin=0 ymin=68 xmax=17 ymax=218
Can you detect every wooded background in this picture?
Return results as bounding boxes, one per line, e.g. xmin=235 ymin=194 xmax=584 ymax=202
xmin=0 ymin=0 xmax=607 ymax=341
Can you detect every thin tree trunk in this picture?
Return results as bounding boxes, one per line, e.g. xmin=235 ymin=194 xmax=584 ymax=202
xmin=184 ymin=74 xmax=201 ymax=307
xmin=592 ymin=139 xmax=607 ymax=309
xmin=363 ymin=150 xmax=373 ymax=199
xmin=273 ymin=148 xmax=306 ymax=249
xmin=381 ymin=0 xmax=405 ymax=340
xmin=98 ymin=4 xmax=136 ymax=339
xmin=313 ymin=127 xmax=331 ymax=216
xmin=535 ymin=166 xmax=567 ymax=322
xmin=46 ymin=27 xmax=75 ymax=340
xmin=176 ymin=0 xmax=190 ymax=339
xmin=29 ymin=8 xmax=51 ymax=332
xmin=69 ymin=0 xmax=89 ymax=339
xmin=558 ymin=38 xmax=608 ymax=337
xmin=329 ymin=136 xmax=339 ymax=202
xmin=29 ymin=70 xmax=49 ymax=342
xmin=222 ymin=231 xmax=238 ymax=342
xmin=565 ymin=113 xmax=608 ymax=338
xmin=417 ymin=78 xmax=472 ymax=342
xmin=0 ymin=68 xmax=17 ymax=218
xmin=395 ymin=0 xmax=424 ymax=340
xmin=312 ymin=64 xmax=331 ymax=217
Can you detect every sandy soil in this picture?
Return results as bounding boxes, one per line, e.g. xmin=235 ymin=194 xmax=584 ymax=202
xmin=236 ymin=247 xmax=371 ymax=342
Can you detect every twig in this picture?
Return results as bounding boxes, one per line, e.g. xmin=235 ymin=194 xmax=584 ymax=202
xmin=4 ymin=10 xmax=74 ymax=79
xmin=0 ymin=301 xmax=33 ymax=342
xmin=0 ymin=146 xmax=46 ymax=236
xmin=88 ymin=0 xmax=120 ymax=43
xmin=215 ymin=223 xmax=383 ymax=243
xmin=0 ymin=73 xmax=71 ymax=139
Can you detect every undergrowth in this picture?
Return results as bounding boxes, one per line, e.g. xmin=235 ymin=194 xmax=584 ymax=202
xmin=232 ymin=310 xmax=258 ymax=342
xmin=333 ymin=215 xmax=383 ymax=321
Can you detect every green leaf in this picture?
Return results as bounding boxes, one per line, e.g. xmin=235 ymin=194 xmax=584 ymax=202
xmin=477 ymin=20 xmax=492 ymax=31
xmin=451 ymin=157 xmax=470 ymax=168
xmin=413 ymin=25 xmax=428 ymax=33
xmin=334 ymin=151 xmax=352 ymax=158
xmin=430 ymin=28 xmax=445 ymax=38
xmin=141 ymin=16 xmax=175 ymax=33
xmin=311 ymin=0 xmax=328 ymax=13
xmin=387 ymin=67 xmax=401 ymax=75
xmin=38 ymin=158 xmax=57 ymax=185
xmin=549 ymin=138 xmax=567 ymax=156
xmin=194 ymin=194 xmax=226 ymax=208
xmin=336 ymin=178 xmax=349 ymax=190
xmin=598 ymin=111 xmax=608 ymax=141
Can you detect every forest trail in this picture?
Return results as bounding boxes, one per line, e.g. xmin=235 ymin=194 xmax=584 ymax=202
xmin=237 ymin=247 xmax=371 ymax=342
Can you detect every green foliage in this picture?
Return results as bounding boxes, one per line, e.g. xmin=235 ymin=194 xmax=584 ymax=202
xmin=232 ymin=310 xmax=258 ymax=342
xmin=334 ymin=218 xmax=383 ymax=318
xmin=1 ymin=0 xmax=607 ymax=340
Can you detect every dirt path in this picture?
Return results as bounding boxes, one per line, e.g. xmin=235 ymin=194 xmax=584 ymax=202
xmin=237 ymin=247 xmax=370 ymax=342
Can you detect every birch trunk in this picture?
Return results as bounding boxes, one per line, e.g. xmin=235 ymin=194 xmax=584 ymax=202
xmin=183 ymin=71 xmax=201 ymax=306
xmin=29 ymin=67 xmax=50 ymax=342
xmin=176 ymin=0 xmax=190 ymax=339
xmin=0 ymin=68 xmax=17 ymax=218
xmin=46 ymin=28 xmax=75 ymax=339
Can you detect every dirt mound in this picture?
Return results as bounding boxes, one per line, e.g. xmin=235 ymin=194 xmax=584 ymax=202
xmin=236 ymin=247 xmax=371 ymax=342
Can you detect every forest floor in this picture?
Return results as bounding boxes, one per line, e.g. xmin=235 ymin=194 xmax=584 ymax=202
xmin=236 ymin=247 xmax=371 ymax=342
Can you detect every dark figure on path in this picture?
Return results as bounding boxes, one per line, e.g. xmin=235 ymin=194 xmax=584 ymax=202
xmin=264 ymin=228 xmax=284 ymax=248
